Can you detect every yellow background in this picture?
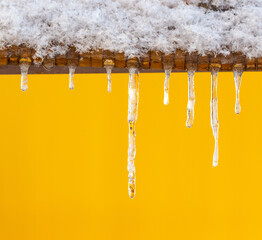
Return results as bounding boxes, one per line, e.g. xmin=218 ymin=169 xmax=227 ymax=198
xmin=0 ymin=72 xmax=261 ymax=240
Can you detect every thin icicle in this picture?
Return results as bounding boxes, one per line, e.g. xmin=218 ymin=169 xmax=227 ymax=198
xmin=106 ymin=67 xmax=112 ymax=92
xmin=127 ymin=67 xmax=139 ymax=199
xmin=163 ymin=64 xmax=172 ymax=105
xmin=19 ymin=59 xmax=31 ymax=91
xmin=233 ymin=64 xmax=244 ymax=114
xmin=104 ymin=59 xmax=114 ymax=92
xmin=210 ymin=64 xmax=220 ymax=167
xmin=186 ymin=69 xmax=195 ymax=128
xmin=68 ymin=64 xmax=76 ymax=90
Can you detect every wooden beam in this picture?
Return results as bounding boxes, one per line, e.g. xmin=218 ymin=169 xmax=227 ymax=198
xmin=0 ymin=47 xmax=262 ymax=74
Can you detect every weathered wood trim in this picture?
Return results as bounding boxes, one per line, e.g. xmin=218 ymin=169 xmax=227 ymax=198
xmin=0 ymin=47 xmax=260 ymax=74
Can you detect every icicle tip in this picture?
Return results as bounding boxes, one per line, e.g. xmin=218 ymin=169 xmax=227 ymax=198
xmin=212 ymin=162 xmax=218 ymax=168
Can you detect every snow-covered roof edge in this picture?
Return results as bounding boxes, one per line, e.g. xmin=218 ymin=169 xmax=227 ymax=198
xmin=0 ymin=0 xmax=262 ymax=59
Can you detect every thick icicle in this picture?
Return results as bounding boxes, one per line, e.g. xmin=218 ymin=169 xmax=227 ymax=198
xmin=210 ymin=64 xmax=221 ymax=167
xmin=163 ymin=64 xmax=172 ymax=105
xmin=68 ymin=64 xmax=76 ymax=90
xmin=233 ymin=64 xmax=244 ymax=114
xmin=19 ymin=59 xmax=31 ymax=91
xmin=127 ymin=65 xmax=139 ymax=199
xmin=104 ymin=59 xmax=114 ymax=92
xmin=186 ymin=69 xmax=195 ymax=128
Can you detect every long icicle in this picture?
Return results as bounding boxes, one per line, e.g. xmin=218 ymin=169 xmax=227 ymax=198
xmin=186 ymin=69 xmax=195 ymax=128
xmin=210 ymin=64 xmax=221 ymax=167
xmin=127 ymin=66 xmax=139 ymax=199
xmin=68 ymin=64 xmax=76 ymax=90
xmin=233 ymin=64 xmax=244 ymax=114
xmin=104 ymin=59 xmax=114 ymax=92
xmin=163 ymin=64 xmax=172 ymax=105
xmin=19 ymin=58 xmax=31 ymax=91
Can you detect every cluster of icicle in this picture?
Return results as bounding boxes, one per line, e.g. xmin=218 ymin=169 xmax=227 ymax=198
xmin=183 ymin=62 xmax=243 ymax=168
xmin=19 ymin=58 xmax=244 ymax=199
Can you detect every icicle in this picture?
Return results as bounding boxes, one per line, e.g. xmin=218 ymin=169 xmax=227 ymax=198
xmin=104 ymin=59 xmax=114 ymax=92
xmin=163 ymin=64 xmax=172 ymax=105
xmin=127 ymin=65 xmax=139 ymax=199
xmin=210 ymin=64 xmax=221 ymax=167
xmin=68 ymin=64 xmax=76 ymax=90
xmin=186 ymin=69 xmax=195 ymax=128
xmin=233 ymin=64 xmax=244 ymax=114
xmin=19 ymin=59 xmax=31 ymax=92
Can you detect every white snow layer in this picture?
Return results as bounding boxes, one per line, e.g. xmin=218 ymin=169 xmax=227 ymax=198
xmin=0 ymin=0 xmax=262 ymax=59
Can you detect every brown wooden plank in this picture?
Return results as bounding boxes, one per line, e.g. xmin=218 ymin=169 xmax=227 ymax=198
xmin=103 ymin=50 xmax=115 ymax=67
xmin=56 ymin=55 xmax=67 ymax=66
xmin=91 ymin=49 xmax=103 ymax=68
xmin=220 ymin=53 xmax=233 ymax=71
xmin=0 ymin=47 xmax=261 ymax=73
xmin=103 ymin=50 xmax=114 ymax=60
xmin=19 ymin=47 xmax=31 ymax=58
xmin=79 ymin=52 xmax=91 ymax=67
xmin=67 ymin=48 xmax=78 ymax=66
xmin=174 ymin=50 xmax=185 ymax=71
xmin=127 ymin=57 xmax=139 ymax=69
xmin=257 ymin=58 xmax=262 ymax=70
xmin=186 ymin=52 xmax=198 ymax=71
xmin=162 ymin=53 xmax=174 ymax=69
xmin=233 ymin=52 xmax=245 ymax=71
xmin=140 ymin=52 xmax=150 ymax=69
xmin=8 ymin=46 xmax=19 ymax=65
xmin=198 ymin=55 xmax=209 ymax=71
xmin=0 ymin=49 xmax=7 ymax=65
xmin=115 ymin=52 xmax=126 ymax=68
xmin=210 ymin=54 xmax=221 ymax=64
xmin=43 ymin=57 xmax=55 ymax=71
xmin=31 ymin=49 xmax=42 ymax=66
xmin=150 ymin=51 xmax=162 ymax=69
xmin=0 ymin=65 xmax=129 ymax=75
xmin=246 ymin=58 xmax=256 ymax=71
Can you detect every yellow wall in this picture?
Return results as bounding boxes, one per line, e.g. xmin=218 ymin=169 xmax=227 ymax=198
xmin=0 ymin=72 xmax=261 ymax=240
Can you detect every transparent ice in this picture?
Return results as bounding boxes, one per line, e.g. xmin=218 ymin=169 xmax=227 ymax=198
xmin=163 ymin=64 xmax=172 ymax=105
xmin=127 ymin=67 xmax=139 ymax=199
xmin=186 ymin=69 xmax=195 ymax=128
xmin=68 ymin=64 xmax=76 ymax=90
xmin=104 ymin=60 xmax=114 ymax=92
xmin=19 ymin=60 xmax=31 ymax=91
xmin=233 ymin=65 xmax=244 ymax=114
xmin=210 ymin=66 xmax=220 ymax=167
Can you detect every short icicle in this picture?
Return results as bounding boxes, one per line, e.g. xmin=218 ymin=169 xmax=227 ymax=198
xmin=68 ymin=64 xmax=76 ymax=90
xmin=210 ymin=64 xmax=221 ymax=167
xmin=104 ymin=59 xmax=114 ymax=92
xmin=186 ymin=69 xmax=195 ymax=128
xmin=127 ymin=60 xmax=139 ymax=199
xmin=19 ymin=58 xmax=31 ymax=91
xmin=163 ymin=64 xmax=172 ymax=105
xmin=233 ymin=64 xmax=244 ymax=114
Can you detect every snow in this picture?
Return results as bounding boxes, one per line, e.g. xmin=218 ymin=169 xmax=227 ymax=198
xmin=0 ymin=0 xmax=262 ymax=59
